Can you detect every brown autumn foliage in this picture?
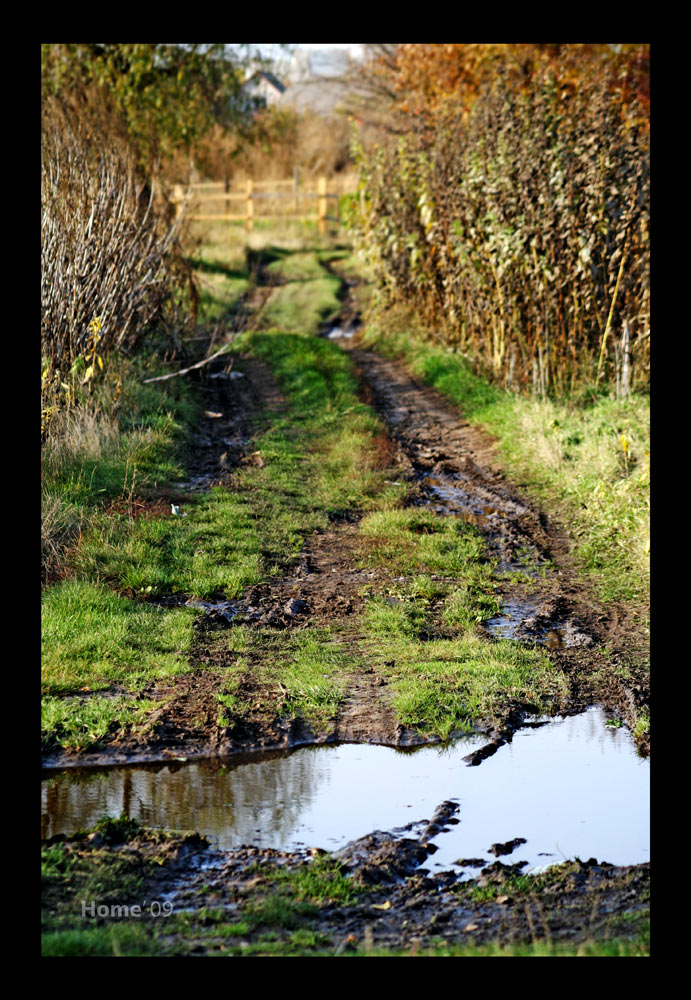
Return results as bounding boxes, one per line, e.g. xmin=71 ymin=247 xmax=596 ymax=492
xmin=368 ymin=44 xmax=649 ymax=131
xmin=353 ymin=45 xmax=650 ymax=395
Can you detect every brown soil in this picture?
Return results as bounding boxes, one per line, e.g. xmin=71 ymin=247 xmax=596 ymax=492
xmin=42 ymin=296 xmax=649 ymax=771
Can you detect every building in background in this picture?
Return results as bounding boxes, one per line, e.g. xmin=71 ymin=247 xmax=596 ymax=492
xmin=240 ymin=68 xmax=286 ymax=109
xmin=280 ymin=48 xmax=358 ymax=115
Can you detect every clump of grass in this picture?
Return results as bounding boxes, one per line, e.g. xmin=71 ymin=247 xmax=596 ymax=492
xmin=276 ymin=629 xmax=349 ymax=730
xmin=42 ymin=924 xmax=160 ymax=958
xmin=42 ymin=693 xmax=158 ymax=750
xmin=360 ymin=617 xmax=560 ymax=740
xmin=41 ymin=579 xmax=195 ymax=696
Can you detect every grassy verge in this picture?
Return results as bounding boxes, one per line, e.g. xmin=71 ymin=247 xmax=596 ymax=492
xmin=359 ymin=304 xmax=650 ymax=609
xmin=41 ymin=353 xmax=200 ymax=582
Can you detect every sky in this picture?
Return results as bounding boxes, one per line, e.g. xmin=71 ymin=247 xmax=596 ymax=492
xmin=252 ymin=43 xmax=364 ymax=61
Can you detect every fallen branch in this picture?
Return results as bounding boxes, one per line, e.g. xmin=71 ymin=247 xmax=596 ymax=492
xmin=142 ymin=340 xmax=235 ymax=383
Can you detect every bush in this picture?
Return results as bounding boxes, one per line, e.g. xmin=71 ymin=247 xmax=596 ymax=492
xmin=355 ymin=70 xmax=650 ymax=396
xmin=41 ymin=101 xmax=192 ymax=426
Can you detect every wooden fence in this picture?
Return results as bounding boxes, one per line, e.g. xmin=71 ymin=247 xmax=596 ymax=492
xmin=172 ymin=174 xmax=348 ymax=233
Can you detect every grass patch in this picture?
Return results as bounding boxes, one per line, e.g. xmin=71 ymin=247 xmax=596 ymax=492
xmin=42 ymin=923 xmax=160 ymax=957
xmin=356 ymin=505 xmax=563 ymax=738
xmin=214 ymin=627 xmax=351 ymax=733
xmin=41 ymin=580 xmax=195 ymax=696
xmin=41 ymin=693 xmax=158 ymax=751
xmin=362 ymin=620 xmax=560 ymax=739
xmin=260 ymin=276 xmax=342 ymax=335
xmin=42 ymin=353 xmax=199 ymax=581
xmin=347 ymin=932 xmax=649 ymax=957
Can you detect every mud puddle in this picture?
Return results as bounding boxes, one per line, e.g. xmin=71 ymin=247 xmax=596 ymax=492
xmin=42 ymin=706 xmax=648 ymax=878
xmin=326 ymin=323 xmax=361 ymax=343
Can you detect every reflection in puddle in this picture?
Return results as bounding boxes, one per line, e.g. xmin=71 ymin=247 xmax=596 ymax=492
xmin=42 ymin=708 xmax=648 ymax=877
xmin=420 ymin=475 xmax=501 ymax=526
xmin=183 ymin=598 xmax=239 ymax=622
xmin=485 ymin=599 xmax=539 ymax=640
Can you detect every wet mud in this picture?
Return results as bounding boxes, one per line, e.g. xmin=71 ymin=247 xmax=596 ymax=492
xmin=42 ymin=809 xmax=649 ymax=955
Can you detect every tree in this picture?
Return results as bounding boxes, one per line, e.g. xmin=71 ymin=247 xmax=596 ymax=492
xmin=41 ymin=44 xmax=258 ymax=174
xmin=346 ymin=43 xmax=649 ymax=141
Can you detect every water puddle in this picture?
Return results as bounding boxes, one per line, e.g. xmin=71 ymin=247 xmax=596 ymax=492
xmin=419 ymin=474 xmax=501 ymax=526
xmin=182 ymin=598 xmax=240 ymax=623
xmin=42 ymin=707 xmax=648 ymax=878
xmin=485 ymin=602 xmax=593 ymax=649
xmin=325 ymin=323 xmax=358 ymax=340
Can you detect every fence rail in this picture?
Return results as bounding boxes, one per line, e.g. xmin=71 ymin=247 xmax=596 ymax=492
xmin=172 ymin=175 xmax=348 ymax=233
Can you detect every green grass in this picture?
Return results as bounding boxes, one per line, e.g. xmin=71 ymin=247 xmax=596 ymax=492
xmin=215 ymin=626 xmax=353 ymax=732
xmin=186 ymin=221 xmax=251 ymax=324
xmin=41 ymin=580 xmax=196 ymax=696
xmin=42 ymin=923 xmax=161 ymax=957
xmin=42 ymin=316 xmax=397 ymax=746
xmin=344 ymin=932 xmax=649 ymax=957
xmin=41 ymin=693 xmax=159 ymax=751
xmin=70 ymin=330 xmax=390 ymax=599
xmin=356 ymin=504 xmax=562 ymax=739
xmin=41 ymin=353 xmax=200 ymax=580
xmin=362 ymin=615 xmax=560 ymax=739
xmin=260 ymin=275 xmax=343 ymax=335
xmin=359 ymin=305 xmax=649 ymax=607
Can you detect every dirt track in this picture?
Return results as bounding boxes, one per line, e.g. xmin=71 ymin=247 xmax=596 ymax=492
xmin=42 ymin=323 xmax=649 ymax=771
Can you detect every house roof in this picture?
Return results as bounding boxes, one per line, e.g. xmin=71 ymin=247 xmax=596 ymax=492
xmin=242 ymin=69 xmax=286 ymax=93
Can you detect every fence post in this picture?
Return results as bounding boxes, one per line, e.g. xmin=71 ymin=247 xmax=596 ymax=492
xmin=246 ymin=178 xmax=254 ymax=232
xmin=621 ymin=319 xmax=632 ymax=398
xmin=172 ymin=185 xmax=184 ymax=221
xmin=318 ymin=176 xmax=327 ymax=235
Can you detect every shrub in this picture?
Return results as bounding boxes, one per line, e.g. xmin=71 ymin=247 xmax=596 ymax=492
xmin=355 ymin=69 xmax=649 ymax=396
xmin=41 ymin=100 xmax=192 ymax=427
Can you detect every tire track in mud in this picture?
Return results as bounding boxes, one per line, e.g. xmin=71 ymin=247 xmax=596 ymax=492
xmin=42 ymin=345 xmax=415 ymax=769
xmin=342 ymin=343 xmax=649 ymax=751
